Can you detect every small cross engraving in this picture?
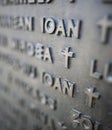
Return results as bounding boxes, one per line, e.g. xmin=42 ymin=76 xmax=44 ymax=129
xmin=61 ymin=47 xmax=75 ymax=69
xmin=85 ymin=86 xmax=100 ymax=107
xmin=98 ymin=15 xmax=112 ymax=43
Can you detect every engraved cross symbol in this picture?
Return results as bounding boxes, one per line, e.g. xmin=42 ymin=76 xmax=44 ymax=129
xmin=85 ymin=86 xmax=100 ymax=107
xmin=61 ymin=47 xmax=75 ymax=69
xmin=98 ymin=15 xmax=112 ymax=43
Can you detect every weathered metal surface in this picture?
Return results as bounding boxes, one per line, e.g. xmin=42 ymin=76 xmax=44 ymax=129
xmin=0 ymin=0 xmax=112 ymax=130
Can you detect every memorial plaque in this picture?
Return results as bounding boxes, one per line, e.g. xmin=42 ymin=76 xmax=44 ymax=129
xmin=0 ymin=0 xmax=112 ymax=130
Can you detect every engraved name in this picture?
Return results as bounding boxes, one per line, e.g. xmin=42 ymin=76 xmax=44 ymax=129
xmin=41 ymin=17 xmax=81 ymax=38
xmin=12 ymin=38 xmax=53 ymax=63
xmin=0 ymin=0 xmax=52 ymax=5
xmin=42 ymin=72 xmax=76 ymax=97
xmin=0 ymin=15 xmax=34 ymax=31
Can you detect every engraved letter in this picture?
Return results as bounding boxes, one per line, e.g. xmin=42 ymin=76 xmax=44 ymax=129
xmin=27 ymin=42 xmax=35 ymax=56
xmin=67 ymin=19 xmax=81 ymax=38
xmin=48 ymin=98 xmax=57 ymax=110
xmin=38 ymin=0 xmax=52 ymax=3
xmin=44 ymin=47 xmax=53 ymax=63
xmin=35 ymin=43 xmax=44 ymax=60
xmin=53 ymin=77 xmax=62 ymax=93
xmin=56 ymin=19 xmax=66 ymax=37
xmin=28 ymin=0 xmax=36 ymax=4
xmin=62 ymin=80 xmax=75 ymax=97
xmin=104 ymin=62 xmax=112 ymax=84
xmin=42 ymin=72 xmax=54 ymax=86
xmin=45 ymin=18 xmax=56 ymax=34
xmin=24 ymin=17 xmax=34 ymax=31
xmin=90 ymin=59 xmax=103 ymax=79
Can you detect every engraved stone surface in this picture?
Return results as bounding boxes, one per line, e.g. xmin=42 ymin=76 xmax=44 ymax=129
xmin=0 ymin=0 xmax=112 ymax=130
